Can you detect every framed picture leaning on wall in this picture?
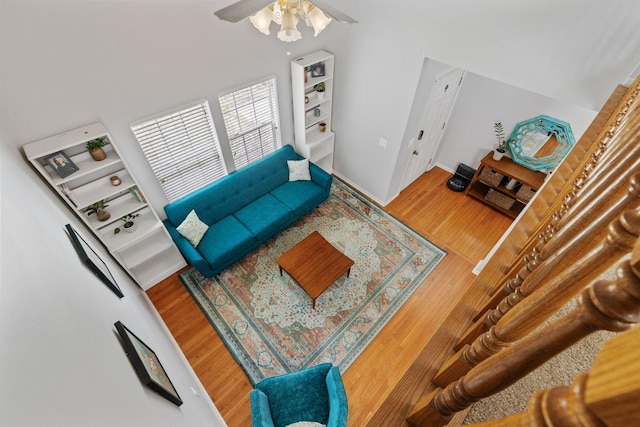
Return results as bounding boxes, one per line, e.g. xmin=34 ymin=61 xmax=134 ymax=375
xmin=114 ymin=321 xmax=183 ymax=406
xmin=65 ymin=224 xmax=124 ymax=298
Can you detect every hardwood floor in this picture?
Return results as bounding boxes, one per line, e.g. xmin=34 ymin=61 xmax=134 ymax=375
xmin=147 ymin=167 xmax=512 ymax=426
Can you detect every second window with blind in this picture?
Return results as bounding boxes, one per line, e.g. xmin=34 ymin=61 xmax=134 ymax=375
xmin=218 ymin=77 xmax=282 ymax=170
xmin=131 ymin=76 xmax=282 ymax=202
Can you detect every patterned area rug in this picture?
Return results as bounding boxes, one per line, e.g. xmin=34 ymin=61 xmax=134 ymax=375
xmin=179 ymin=179 xmax=446 ymax=384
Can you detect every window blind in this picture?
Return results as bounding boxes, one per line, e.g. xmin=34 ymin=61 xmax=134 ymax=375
xmin=131 ymin=100 xmax=227 ymax=202
xmin=219 ymin=77 xmax=282 ymax=170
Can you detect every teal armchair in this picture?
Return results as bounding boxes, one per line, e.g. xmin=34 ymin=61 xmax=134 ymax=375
xmin=250 ymin=363 xmax=348 ymax=427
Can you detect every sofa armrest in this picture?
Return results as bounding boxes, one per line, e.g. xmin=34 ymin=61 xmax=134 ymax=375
xmin=250 ymin=389 xmax=276 ymax=427
xmin=309 ymin=162 xmax=333 ymax=191
xmin=325 ymin=366 xmax=348 ymax=427
xmin=164 ymin=220 xmax=215 ymax=277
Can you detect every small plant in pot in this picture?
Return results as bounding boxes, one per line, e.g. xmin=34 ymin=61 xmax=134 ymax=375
xmin=114 ymin=213 xmax=140 ymax=234
xmin=86 ymin=137 xmax=107 ymax=161
xmin=314 ymin=81 xmax=325 ymax=100
xmin=493 ymin=122 xmax=509 ymax=160
xmin=86 ymin=200 xmax=110 ymax=222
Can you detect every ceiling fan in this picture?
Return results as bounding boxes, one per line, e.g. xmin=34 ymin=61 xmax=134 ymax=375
xmin=214 ymin=0 xmax=357 ymax=42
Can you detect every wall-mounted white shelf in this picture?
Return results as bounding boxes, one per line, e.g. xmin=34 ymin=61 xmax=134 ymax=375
xmin=23 ymin=122 xmax=186 ymax=290
xmin=291 ymin=50 xmax=335 ymax=173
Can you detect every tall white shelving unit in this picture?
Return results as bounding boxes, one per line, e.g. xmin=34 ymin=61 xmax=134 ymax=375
xmin=291 ymin=50 xmax=335 ymax=173
xmin=23 ymin=122 xmax=186 ymax=290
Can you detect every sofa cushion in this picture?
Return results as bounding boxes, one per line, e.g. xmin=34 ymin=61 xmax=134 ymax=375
xmin=176 ymin=209 xmax=209 ymax=247
xmin=197 ymin=216 xmax=257 ymax=268
xmin=288 ymin=159 xmax=311 ymax=181
xmin=271 ymin=181 xmax=328 ymax=216
xmin=235 ymin=194 xmax=294 ymax=241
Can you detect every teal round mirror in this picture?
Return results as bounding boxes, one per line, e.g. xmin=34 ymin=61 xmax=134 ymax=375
xmin=507 ymin=115 xmax=575 ymax=171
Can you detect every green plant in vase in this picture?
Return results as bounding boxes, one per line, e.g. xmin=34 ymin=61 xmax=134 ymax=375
xmin=86 ymin=136 xmax=107 ymax=161
xmin=114 ymin=213 xmax=140 ymax=234
xmin=314 ymin=81 xmax=325 ymax=100
xmin=86 ymin=200 xmax=110 ymax=222
xmin=493 ymin=122 xmax=509 ymax=160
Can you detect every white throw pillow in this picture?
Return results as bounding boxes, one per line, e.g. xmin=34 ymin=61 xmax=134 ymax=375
xmin=285 ymin=422 xmax=325 ymax=427
xmin=176 ymin=209 xmax=209 ymax=247
xmin=287 ymin=159 xmax=311 ymax=181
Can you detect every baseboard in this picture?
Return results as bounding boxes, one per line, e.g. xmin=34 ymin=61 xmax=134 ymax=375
xmin=331 ymin=172 xmax=391 ymax=206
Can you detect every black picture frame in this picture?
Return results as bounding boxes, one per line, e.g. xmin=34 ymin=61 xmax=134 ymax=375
xmin=114 ymin=321 xmax=183 ymax=406
xmin=65 ymin=224 xmax=124 ymax=298
xmin=311 ymin=62 xmax=325 ymax=77
xmin=45 ymin=150 xmax=79 ymax=178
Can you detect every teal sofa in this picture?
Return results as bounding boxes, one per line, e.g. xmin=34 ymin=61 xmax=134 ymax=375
xmin=250 ymin=363 xmax=348 ymax=427
xmin=163 ymin=145 xmax=333 ymax=277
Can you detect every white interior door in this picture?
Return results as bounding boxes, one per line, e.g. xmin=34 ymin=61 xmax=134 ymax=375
xmin=402 ymin=68 xmax=465 ymax=189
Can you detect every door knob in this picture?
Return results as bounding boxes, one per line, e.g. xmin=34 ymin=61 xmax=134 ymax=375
xmin=413 ymin=150 xmax=419 ymax=156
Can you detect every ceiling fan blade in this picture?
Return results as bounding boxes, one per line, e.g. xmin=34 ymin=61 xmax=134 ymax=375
xmin=214 ymin=0 xmax=273 ymax=23
xmin=310 ymin=0 xmax=358 ymax=23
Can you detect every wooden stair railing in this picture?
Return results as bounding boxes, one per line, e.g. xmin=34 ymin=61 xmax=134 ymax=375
xmin=453 ymin=81 xmax=640 ymax=351
xmin=465 ymin=324 xmax=640 ymax=427
xmin=433 ymin=167 xmax=640 ymax=386
xmin=456 ymin=146 xmax=640 ymax=352
xmin=406 ymin=232 xmax=640 ymax=426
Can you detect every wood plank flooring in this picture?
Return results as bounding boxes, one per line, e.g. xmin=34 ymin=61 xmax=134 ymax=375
xmin=147 ymin=167 xmax=512 ymax=426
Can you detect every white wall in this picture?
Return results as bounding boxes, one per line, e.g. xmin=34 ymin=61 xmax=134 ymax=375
xmin=0 ymin=139 xmax=226 ymax=426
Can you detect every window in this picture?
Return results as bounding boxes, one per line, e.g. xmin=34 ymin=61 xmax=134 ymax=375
xmin=131 ymin=100 xmax=227 ymax=202
xmin=219 ymin=77 xmax=282 ymax=170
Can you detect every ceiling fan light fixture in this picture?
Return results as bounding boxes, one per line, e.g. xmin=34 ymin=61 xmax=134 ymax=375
xmin=305 ymin=3 xmax=332 ymax=37
xmin=249 ymin=6 xmax=273 ymax=35
xmin=277 ymin=9 xmax=302 ymax=42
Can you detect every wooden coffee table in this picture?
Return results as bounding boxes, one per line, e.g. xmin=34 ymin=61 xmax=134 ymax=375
xmin=276 ymin=231 xmax=354 ymax=309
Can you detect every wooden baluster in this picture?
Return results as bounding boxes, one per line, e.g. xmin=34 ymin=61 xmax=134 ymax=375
xmin=452 ymin=169 xmax=640 ymax=353
xmin=408 ymin=239 xmax=640 ymax=427
xmin=468 ymin=83 xmax=637 ymax=310
xmin=465 ymin=325 xmax=640 ymax=427
xmin=469 ymin=106 xmax=640 ymax=327
xmin=433 ymin=201 xmax=640 ymax=386
xmin=468 ymin=150 xmax=640 ymax=330
xmin=514 ymin=83 xmax=640 ymax=261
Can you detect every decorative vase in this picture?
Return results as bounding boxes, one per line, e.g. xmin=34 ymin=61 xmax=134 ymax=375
xmin=123 ymin=222 xmax=137 ymax=233
xmin=319 ymin=122 xmax=327 ymax=133
xmin=89 ymin=148 xmax=107 ymax=161
xmin=492 ymin=150 xmax=505 ymax=161
xmin=96 ymin=208 xmax=110 ymax=222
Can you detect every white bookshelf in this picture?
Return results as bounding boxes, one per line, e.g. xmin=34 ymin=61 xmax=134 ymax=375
xmin=23 ymin=122 xmax=185 ymax=290
xmin=291 ymin=50 xmax=335 ymax=173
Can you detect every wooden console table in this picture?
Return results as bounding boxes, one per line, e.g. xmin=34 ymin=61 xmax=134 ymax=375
xmin=466 ymin=152 xmax=547 ymax=219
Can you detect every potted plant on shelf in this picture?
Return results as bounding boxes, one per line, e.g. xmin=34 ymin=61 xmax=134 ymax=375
xmin=86 ymin=137 xmax=107 ymax=161
xmin=114 ymin=213 xmax=140 ymax=234
xmin=86 ymin=200 xmax=110 ymax=222
xmin=314 ymin=82 xmax=325 ymax=100
xmin=493 ymin=122 xmax=509 ymax=161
